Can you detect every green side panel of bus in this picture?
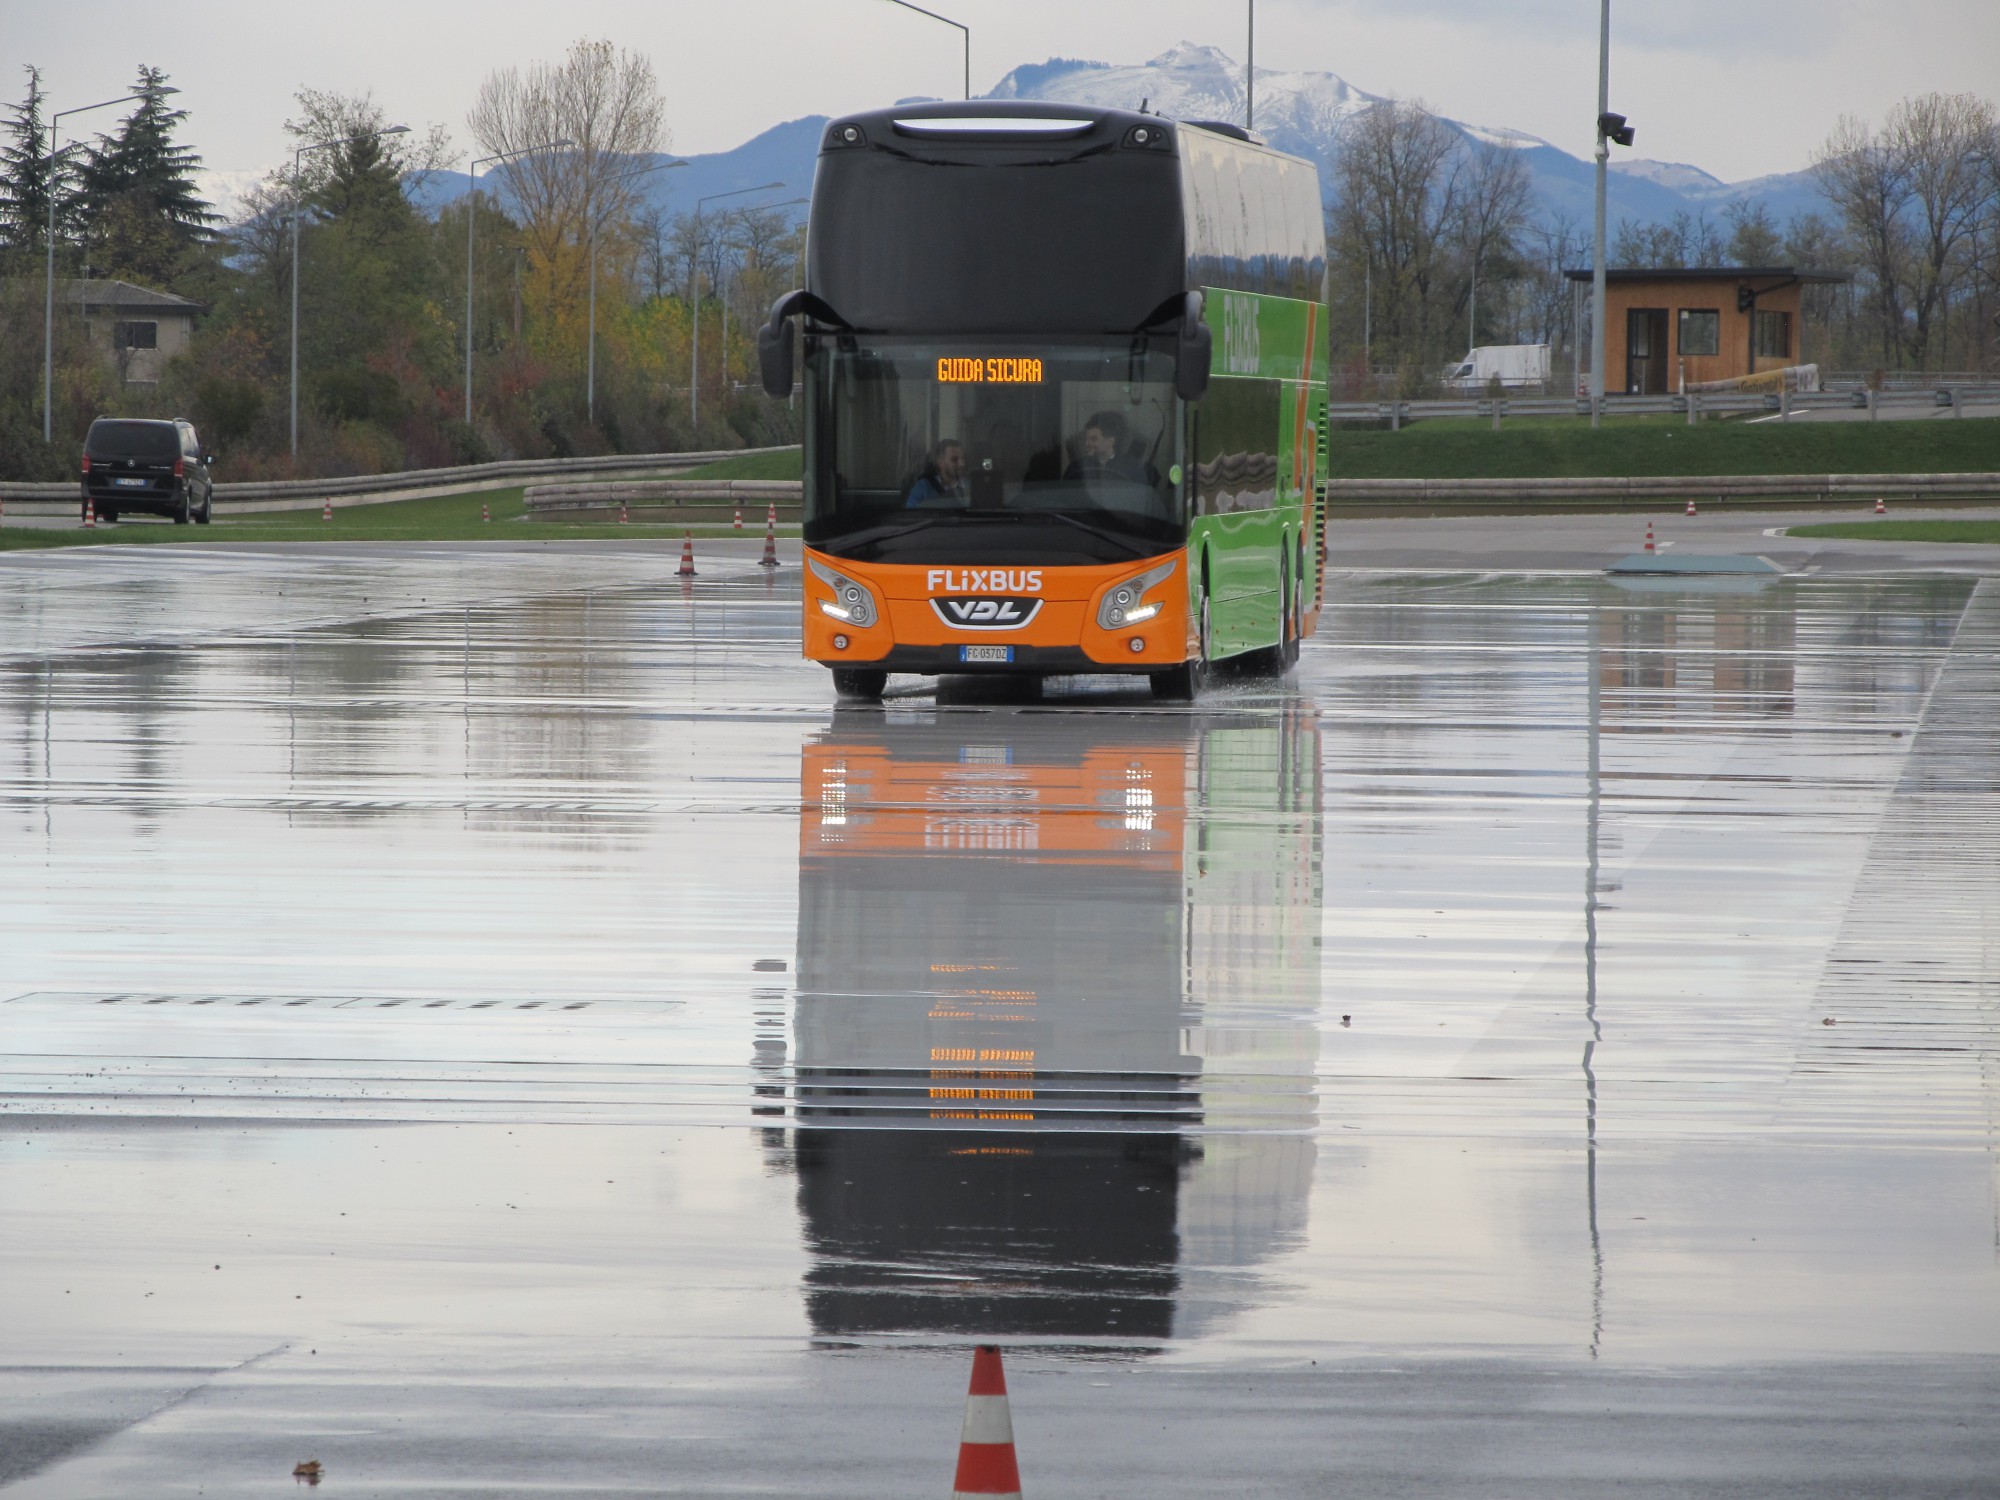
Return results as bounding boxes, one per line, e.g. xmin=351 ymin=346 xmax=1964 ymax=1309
xmin=1185 ymin=288 xmax=1326 ymax=660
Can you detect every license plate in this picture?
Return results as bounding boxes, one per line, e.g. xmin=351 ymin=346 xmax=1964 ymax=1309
xmin=960 ymin=645 xmax=1013 ymax=664
xmin=113 ymin=477 xmax=147 ymax=487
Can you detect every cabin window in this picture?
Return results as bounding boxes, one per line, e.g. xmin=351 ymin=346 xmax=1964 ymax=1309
xmin=115 ymin=320 xmax=158 ymax=350
xmin=1754 ymin=310 xmax=1791 ymax=359
xmin=1677 ymin=309 xmax=1719 ymax=357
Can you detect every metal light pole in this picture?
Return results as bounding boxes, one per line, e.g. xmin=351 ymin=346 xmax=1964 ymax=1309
xmin=465 ymin=138 xmax=570 ymax=425
xmin=588 ymin=156 xmax=685 ymax=424
xmin=1247 ymin=0 xmax=1255 ymax=132
xmin=1590 ymin=0 xmax=1610 ymax=428
xmin=881 ymin=0 xmax=969 ymax=100
xmin=690 ymin=182 xmax=784 ymax=428
xmin=292 ymin=125 xmax=408 ymax=459
xmin=43 ymin=86 xmax=171 ymax=443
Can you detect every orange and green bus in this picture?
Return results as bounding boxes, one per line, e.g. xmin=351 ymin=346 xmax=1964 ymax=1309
xmin=757 ymin=102 xmax=1328 ymax=700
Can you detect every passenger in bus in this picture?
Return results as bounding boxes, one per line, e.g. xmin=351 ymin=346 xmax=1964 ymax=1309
xmin=904 ymin=438 xmax=968 ymax=507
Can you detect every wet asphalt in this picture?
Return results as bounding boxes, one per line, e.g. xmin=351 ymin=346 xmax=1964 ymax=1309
xmin=2 ymin=527 xmax=1998 ymax=1496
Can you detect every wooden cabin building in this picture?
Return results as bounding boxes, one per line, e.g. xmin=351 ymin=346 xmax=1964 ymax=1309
xmin=1564 ymin=266 xmax=1847 ymax=394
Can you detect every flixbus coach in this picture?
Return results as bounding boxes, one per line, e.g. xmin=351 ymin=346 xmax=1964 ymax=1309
xmin=756 ymin=101 xmax=1329 ymax=701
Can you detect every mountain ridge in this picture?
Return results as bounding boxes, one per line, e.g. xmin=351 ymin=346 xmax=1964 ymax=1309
xmin=376 ymin=43 xmax=1828 ymax=242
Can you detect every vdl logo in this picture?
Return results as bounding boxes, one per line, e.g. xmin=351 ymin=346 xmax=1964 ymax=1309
xmin=1221 ymin=291 xmax=1262 ymax=376
xmin=931 ymin=596 xmax=1043 ymax=630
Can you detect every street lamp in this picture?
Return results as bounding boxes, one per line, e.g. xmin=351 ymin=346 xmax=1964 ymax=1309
xmin=291 ymin=125 xmax=409 ymax=459
xmin=588 ymin=156 xmax=686 ymax=423
xmin=882 ymin=0 xmax=969 ymax=101
xmin=691 ymin=182 xmax=784 ymax=427
xmin=717 ymin=198 xmax=807 ymax=395
xmin=1588 ymin=0 xmax=1635 ymax=428
xmin=465 ymin=138 xmax=571 ymax=425
xmin=44 ymin=85 xmax=175 ymax=443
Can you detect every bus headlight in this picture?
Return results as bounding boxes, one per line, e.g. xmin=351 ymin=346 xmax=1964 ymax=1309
xmin=807 ymin=556 xmax=878 ymax=628
xmin=1096 ymin=558 xmax=1178 ymax=630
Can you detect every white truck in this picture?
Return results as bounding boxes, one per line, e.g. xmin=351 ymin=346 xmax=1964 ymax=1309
xmin=1441 ymin=344 xmax=1551 ymax=393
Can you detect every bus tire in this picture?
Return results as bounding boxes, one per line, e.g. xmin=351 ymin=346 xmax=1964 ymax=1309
xmin=1280 ymin=545 xmax=1301 ymax=669
xmin=830 ymin=667 xmax=888 ymax=701
xmin=1150 ymin=592 xmax=1211 ymax=701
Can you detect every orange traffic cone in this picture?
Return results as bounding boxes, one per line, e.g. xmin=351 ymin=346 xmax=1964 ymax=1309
xmin=1874 ymin=496 xmax=1886 ymax=514
xmin=677 ymin=531 xmax=698 ymax=578
xmin=951 ymin=1346 xmax=1022 ymax=1500
xmin=759 ymin=507 xmax=780 ymax=568
xmin=1685 ymin=497 xmax=1697 ymax=516
xmin=619 ymin=500 xmax=630 ymax=525
xmin=733 ymin=505 xmax=743 ymax=531
xmin=322 ymin=499 xmax=333 ymax=522
xmin=1643 ymin=522 xmax=1655 ymax=553
xmin=481 ymin=502 xmax=491 ymax=523
xmin=84 ymin=498 xmax=96 ymax=529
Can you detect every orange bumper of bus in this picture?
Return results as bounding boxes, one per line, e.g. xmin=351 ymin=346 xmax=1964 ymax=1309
xmin=802 ymin=548 xmax=1191 ymax=670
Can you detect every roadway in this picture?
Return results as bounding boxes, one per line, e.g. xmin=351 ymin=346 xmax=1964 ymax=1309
xmin=3 ymin=531 xmax=1998 ymax=1496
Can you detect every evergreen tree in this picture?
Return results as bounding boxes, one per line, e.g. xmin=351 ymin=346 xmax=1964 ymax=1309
xmin=0 ymin=65 xmax=62 ymax=264
xmin=76 ymin=65 xmax=215 ymax=283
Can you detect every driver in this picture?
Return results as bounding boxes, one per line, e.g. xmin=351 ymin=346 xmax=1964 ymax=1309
xmin=1063 ymin=412 xmax=1147 ymax=484
xmin=904 ymin=438 xmax=968 ymax=507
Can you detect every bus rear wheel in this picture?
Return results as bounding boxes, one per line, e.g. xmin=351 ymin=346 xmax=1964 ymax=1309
xmin=830 ymin=667 xmax=887 ymax=701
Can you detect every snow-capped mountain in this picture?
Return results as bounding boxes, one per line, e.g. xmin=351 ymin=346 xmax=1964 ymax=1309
xmin=409 ymin=43 xmax=1826 ymax=241
xmin=987 ymin=42 xmax=1382 ymax=156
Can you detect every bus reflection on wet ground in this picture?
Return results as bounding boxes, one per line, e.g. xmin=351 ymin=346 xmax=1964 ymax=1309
xmin=777 ymin=703 xmax=1321 ymax=1342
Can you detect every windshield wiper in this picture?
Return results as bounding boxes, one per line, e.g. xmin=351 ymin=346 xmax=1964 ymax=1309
xmin=1041 ymin=509 xmax=1157 ymax=557
xmin=826 ymin=513 xmax=960 ymax=552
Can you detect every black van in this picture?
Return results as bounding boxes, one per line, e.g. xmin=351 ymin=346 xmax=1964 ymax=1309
xmin=80 ymin=417 xmax=214 ymax=524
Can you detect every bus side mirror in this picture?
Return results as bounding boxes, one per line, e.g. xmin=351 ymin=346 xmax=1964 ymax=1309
xmin=758 ymin=305 xmax=795 ymax=399
xmin=1176 ymin=292 xmax=1211 ymax=402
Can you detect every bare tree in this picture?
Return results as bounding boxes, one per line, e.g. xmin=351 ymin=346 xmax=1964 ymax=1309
xmin=467 ymin=39 xmax=668 ymax=279
xmin=1610 ymin=209 xmax=1722 ymax=269
xmin=1723 ymin=200 xmax=1784 ymax=264
xmin=1328 ymin=100 xmax=1466 ymax=379
xmin=1886 ymin=93 xmax=1996 ymax=368
xmin=279 ymin=88 xmax=453 ymax=199
xmin=1815 ymin=113 xmax=1913 ymax=367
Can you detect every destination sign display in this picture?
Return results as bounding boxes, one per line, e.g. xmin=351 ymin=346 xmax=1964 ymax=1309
xmin=937 ymin=357 xmax=1045 ymax=384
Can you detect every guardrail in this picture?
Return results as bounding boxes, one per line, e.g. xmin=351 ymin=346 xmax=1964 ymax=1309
xmin=1324 ymin=471 xmax=2000 ymax=508
xmin=524 ymin=478 xmax=801 ymax=513
xmin=1334 ymin=385 xmax=2000 ymax=429
xmin=0 ymin=446 xmax=799 ymax=509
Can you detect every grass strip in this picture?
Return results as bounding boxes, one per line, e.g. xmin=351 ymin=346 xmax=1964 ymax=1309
xmin=1329 ymin=415 xmax=2000 ymax=480
xmin=1786 ymin=519 xmax=2000 ymax=544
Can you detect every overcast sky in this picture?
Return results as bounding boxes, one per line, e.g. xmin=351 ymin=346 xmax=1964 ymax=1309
xmin=5 ymin=0 xmax=1995 ymax=199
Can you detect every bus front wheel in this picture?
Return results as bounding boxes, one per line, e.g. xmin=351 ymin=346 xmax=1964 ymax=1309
xmin=1150 ymin=594 xmax=1211 ymax=701
xmin=830 ymin=667 xmax=888 ymax=701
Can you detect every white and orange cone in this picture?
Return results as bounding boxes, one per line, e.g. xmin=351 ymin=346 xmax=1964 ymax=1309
xmin=322 ymin=499 xmax=333 ymax=522
xmin=481 ymin=502 xmax=491 ymax=523
xmin=84 ymin=498 xmax=96 ymax=529
xmin=951 ymin=1345 xmax=1022 ymax=1500
xmin=1643 ymin=521 xmax=1656 ymax=553
xmin=619 ymin=500 xmax=630 ymax=525
xmin=1874 ymin=496 xmax=1886 ymax=515
xmin=733 ymin=505 xmax=743 ymax=531
xmin=676 ymin=531 xmax=698 ymax=578
xmin=759 ymin=507 xmax=780 ymax=568
xmin=1685 ymin=497 xmax=1697 ymax=516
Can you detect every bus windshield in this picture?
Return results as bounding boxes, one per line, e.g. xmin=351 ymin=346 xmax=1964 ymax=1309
xmin=805 ymin=339 xmax=1183 ymax=565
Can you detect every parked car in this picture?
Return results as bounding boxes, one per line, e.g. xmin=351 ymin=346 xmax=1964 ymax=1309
xmin=79 ymin=417 xmax=214 ymax=525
